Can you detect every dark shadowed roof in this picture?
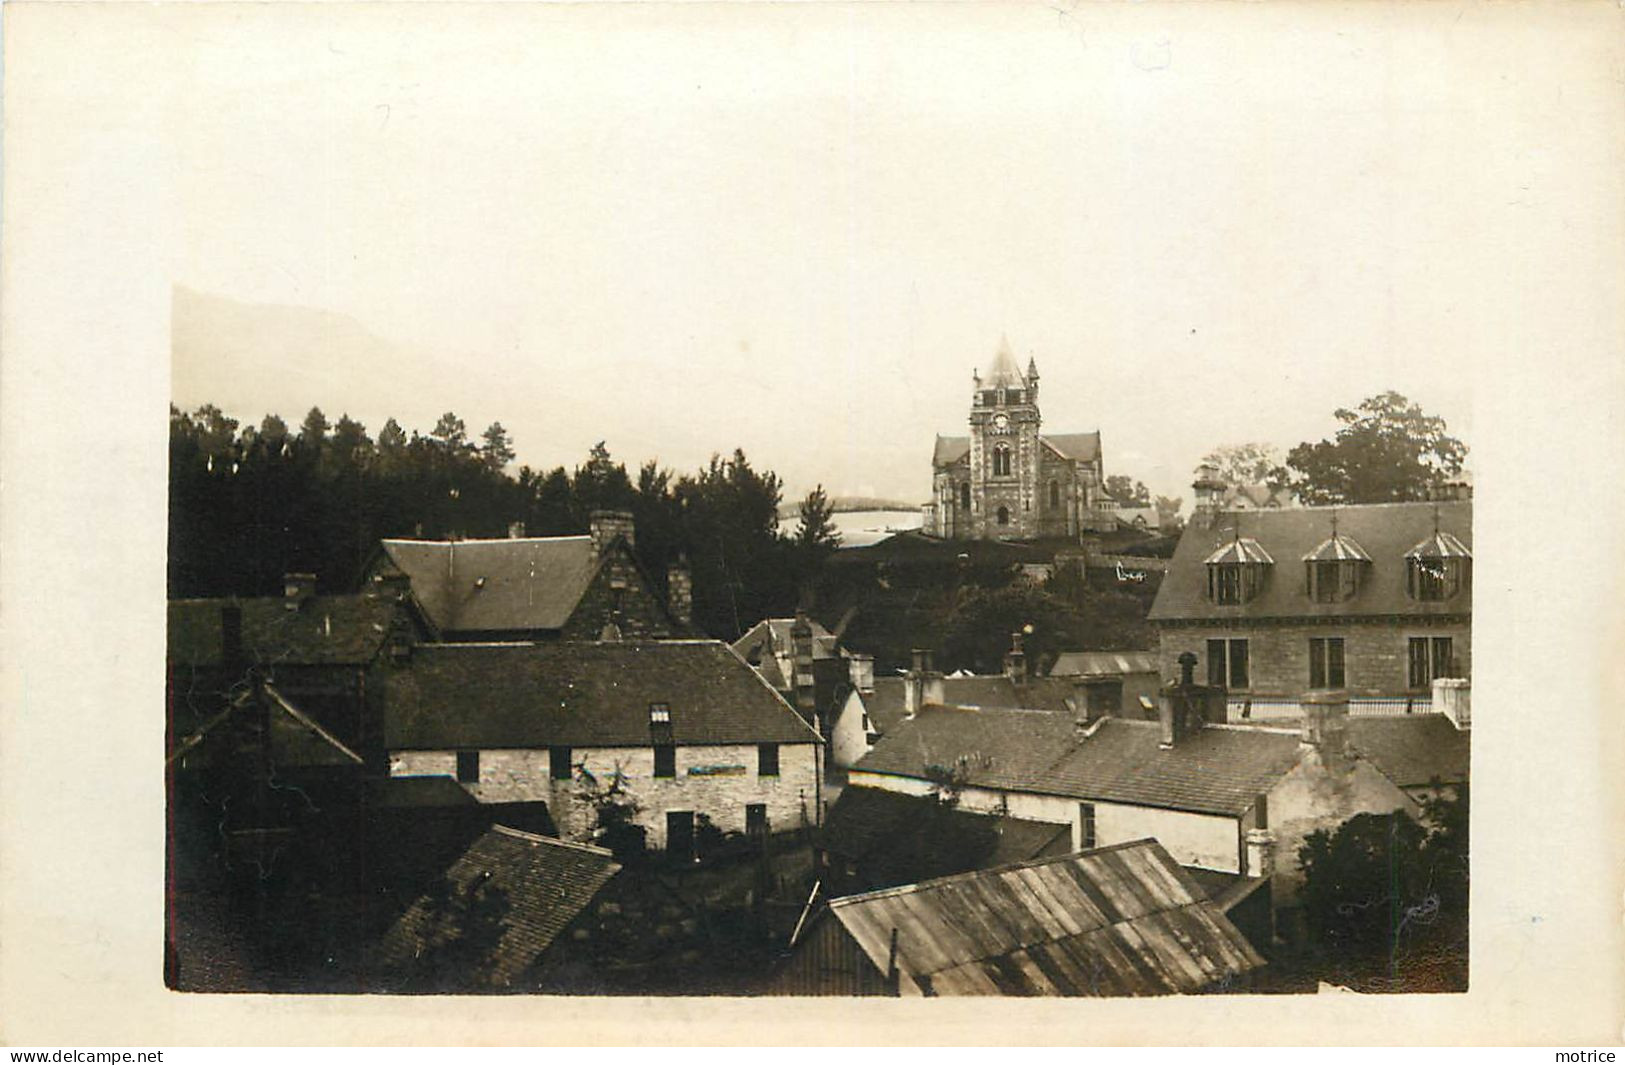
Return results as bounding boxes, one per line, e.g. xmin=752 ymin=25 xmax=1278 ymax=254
xmin=828 ymin=839 xmax=1264 ymax=995
xmin=379 ymin=536 xmax=601 ymax=633
xmin=862 ymin=675 xmax=1080 ymax=738
xmin=731 ymin=617 xmax=841 ymax=666
xmin=371 ymin=826 xmax=619 ymax=988
xmin=855 ymin=709 xmax=1303 ymax=816
xmin=169 ymin=594 xmax=397 ymax=667
xmin=1347 ymin=715 xmax=1470 ymax=789
xmin=820 ymin=786 xmax=1069 ymax=890
xmin=1149 ymin=501 xmax=1472 ymax=622
xmin=1050 ymin=651 xmax=1160 ymax=677
xmin=384 ymin=640 xmax=822 ymax=750
xmin=933 ymin=436 xmax=971 ymax=467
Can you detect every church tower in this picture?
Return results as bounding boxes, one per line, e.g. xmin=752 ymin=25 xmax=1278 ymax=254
xmin=968 ymin=337 xmax=1042 ymax=539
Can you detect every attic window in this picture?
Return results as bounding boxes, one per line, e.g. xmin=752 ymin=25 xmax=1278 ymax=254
xmin=1302 ymin=533 xmax=1371 ymax=604
xmin=1405 ymin=531 xmax=1472 ymax=602
xmin=1204 ymin=537 xmax=1273 ymax=605
xmin=649 ymin=702 xmax=670 ymax=724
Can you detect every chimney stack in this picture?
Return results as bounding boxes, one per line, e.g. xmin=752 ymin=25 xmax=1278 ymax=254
xmin=849 ymin=654 xmax=875 ymax=695
xmin=1157 ymin=652 xmax=1210 ymax=749
xmin=1004 ymin=631 xmax=1027 ymax=686
xmin=1300 ymin=689 xmax=1351 ymax=761
xmin=666 ymin=558 xmax=693 ymax=630
xmin=905 ymin=648 xmax=940 ymax=719
xmin=1433 ymin=677 xmax=1470 ymax=731
xmin=1245 ymin=828 xmax=1276 ymax=879
xmin=588 ymin=510 xmax=636 ymax=558
xmin=790 ymin=611 xmax=817 ymax=726
xmin=283 ymin=573 xmax=317 ymax=611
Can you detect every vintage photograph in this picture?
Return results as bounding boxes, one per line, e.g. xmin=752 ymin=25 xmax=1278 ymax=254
xmin=157 ymin=6 xmax=1482 ymax=1000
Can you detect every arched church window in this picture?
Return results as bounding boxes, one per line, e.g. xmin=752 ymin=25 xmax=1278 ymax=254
xmin=996 ymin=506 xmax=1010 ymax=526
xmin=992 ymin=444 xmax=1012 ymax=477
xmin=1049 ymin=481 xmax=1060 ymax=508
xmin=960 ymin=483 xmax=971 ymax=509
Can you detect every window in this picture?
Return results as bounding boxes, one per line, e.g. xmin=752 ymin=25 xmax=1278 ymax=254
xmin=1408 ymin=636 xmax=1456 ymax=689
xmin=653 ymin=745 xmax=676 ymax=778
xmin=1079 ymin=803 xmax=1097 ymax=850
xmin=1049 ymin=481 xmax=1060 ymax=508
xmin=1211 ymin=565 xmax=1243 ymax=604
xmin=1309 ymin=637 xmax=1346 ymax=688
xmin=1408 ymin=557 xmax=1469 ymax=601
xmin=649 ymin=702 xmax=671 ymax=724
xmin=1007 ymin=389 xmax=1023 ymax=404
xmin=960 ymin=482 xmax=971 ymax=509
xmin=456 ymin=750 xmax=480 ymax=784
xmin=1206 ymin=638 xmax=1249 ymax=689
xmin=549 ymin=746 xmax=572 ymax=781
xmin=992 ymin=444 xmax=1012 ymax=477
xmin=746 ymin=803 xmax=768 ymax=835
xmin=757 ymin=743 xmax=779 ymax=777
xmin=996 ymin=506 xmax=1010 ymax=526
xmin=1308 ymin=560 xmax=1363 ymax=603
xmin=1204 ymin=538 xmax=1273 ymax=605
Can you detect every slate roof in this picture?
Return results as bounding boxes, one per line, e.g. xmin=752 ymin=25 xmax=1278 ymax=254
xmin=982 ymin=338 xmax=1028 ymax=388
xmin=854 ymin=708 xmax=1304 ymax=816
xmin=820 ymin=786 xmax=1071 ymax=890
xmin=168 ymin=594 xmax=397 ymax=667
xmin=1040 ymin=432 xmax=1103 ymax=464
xmin=384 ymin=640 xmax=822 ymax=750
xmin=731 ymin=617 xmax=841 ymax=665
xmin=1346 ymin=715 xmax=1470 ymax=789
xmin=1149 ymin=501 xmax=1472 ymax=622
xmin=1049 ymin=651 xmax=1160 ymax=677
xmin=378 ymin=536 xmax=601 ymax=634
xmin=827 ymin=839 xmax=1265 ymax=995
xmin=371 ymin=826 xmax=619 ymax=988
xmin=933 ymin=436 xmax=972 ymax=467
xmin=860 ymin=676 xmax=1079 ymax=738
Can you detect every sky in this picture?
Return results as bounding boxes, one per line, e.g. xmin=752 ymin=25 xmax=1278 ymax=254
xmin=165 ymin=4 xmax=1512 ymax=507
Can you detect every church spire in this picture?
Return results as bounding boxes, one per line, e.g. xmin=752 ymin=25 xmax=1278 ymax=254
xmin=984 ymin=336 xmax=1026 ymax=389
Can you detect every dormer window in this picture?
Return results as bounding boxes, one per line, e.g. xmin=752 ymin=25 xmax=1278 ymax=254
xmin=649 ymin=702 xmax=671 ymax=724
xmin=1302 ymin=533 xmax=1372 ymax=603
xmin=1405 ymin=532 xmax=1471 ymax=601
xmin=1204 ymin=537 xmax=1273 ymax=605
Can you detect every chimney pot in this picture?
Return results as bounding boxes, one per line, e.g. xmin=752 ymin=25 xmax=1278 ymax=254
xmin=1245 ymin=828 xmax=1276 ymax=879
xmin=1177 ymin=651 xmax=1198 ymax=687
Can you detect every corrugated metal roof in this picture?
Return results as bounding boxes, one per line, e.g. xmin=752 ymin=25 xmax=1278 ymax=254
xmin=1049 ymin=651 xmax=1160 ymax=677
xmin=828 ymin=840 xmax=1264 ymax=995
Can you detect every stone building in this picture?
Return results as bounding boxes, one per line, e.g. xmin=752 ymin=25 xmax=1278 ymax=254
xmin=924 ymin=338 xmax=1111 ymax=541
xmin=364 ymin=510 xmax=692 ymax=642
xmin=1149 ymin=498 xmax=1472 ymax=710
xmin=383 ymin=639 xmax=823 ymax=853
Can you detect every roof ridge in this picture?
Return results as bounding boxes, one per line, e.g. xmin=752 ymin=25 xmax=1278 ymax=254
xmin=490 ymin=824 xmax=618 ymax=857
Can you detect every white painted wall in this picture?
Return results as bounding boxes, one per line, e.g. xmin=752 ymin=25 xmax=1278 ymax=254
xmin=830 ymin=690 xmax=876 ymax=769
xmin=392 ymin=741 xmax=821 ymax=849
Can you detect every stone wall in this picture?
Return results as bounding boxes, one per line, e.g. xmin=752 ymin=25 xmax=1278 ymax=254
xmin=1157 ymin=619 xmax=1471 ymax=698
xmin=393 ymin=741 xmax=821 ymax=850
xmin=559 ymin=542 xmax=674 ymax=640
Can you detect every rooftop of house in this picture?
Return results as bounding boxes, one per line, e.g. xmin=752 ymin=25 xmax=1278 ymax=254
xmin=1346 ymin=715 xmax=1470 ymax=790
xmin=731 ymin=616 xmax=843 ymax=667
xmin=853 ymin=706 xmax=1305 ymax=817
xmin=860 ymin=675 xmax=1081 ymax=739
xmin=826 ymin=839 xmax=1265 ymax=995
xmin=1048 ymin=650 xmax=1161 ymax=677
xmin=168 ymin=679 xmax=366 ymax=770
xmin=1149 ymin=500 xmax=1472 ymax=622
xmin=168 ymin=593 xmax=400 ymax=668
xmin=819 ymin=785 xmax=1071 ymax=890
xmin=378 ymin=534 xmax=627 ymax=634
xmin=383 ymin=640 xmax=823 ymax=751
xmin=370 ymin=826 xmax=620 ymax=989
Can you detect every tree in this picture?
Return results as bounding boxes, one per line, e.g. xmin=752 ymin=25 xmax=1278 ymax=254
xmin=480 ymin=422 xmax=516 ymax=472
xmin=793 ymin=485 xmax=841 ymax=554
xmin=430 ymin=411 xmax=469 ymax=452
xmin=259 ymin=414 xmax=289 ymax=443
xmin=377 ymin=417 xmax=407 ymax=452
xmin=1201 ymin=442 xmax=1283 ymax=485
xmin=299 ymin=406 xmax=329 ymax=445
xmin=1296 ymin=789 xmax=1469 ymax=991
xmin=1154 ymin=495 xmax=1184 ymax=531
xmin=1283 ymin=392 xmax=1468 ymax=505
xmin=1103 ymin=475 xmax=1150 ymax=507
xmin=941 ymin=585 xmax=1090 ymax=675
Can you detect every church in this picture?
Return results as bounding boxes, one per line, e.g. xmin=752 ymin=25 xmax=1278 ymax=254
xmin=924 ymin=339 xmax=1111 ymax=541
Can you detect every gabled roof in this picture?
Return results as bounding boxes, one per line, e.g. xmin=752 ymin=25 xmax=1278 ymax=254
xmin=1039 ymin=432 xmax=1102 ymax=463
xmin=731 ymin=616 xmax=841 ymax=666
xmin=819 ymin=786 xmax=1070 ymax=890
xmin=384 ymin=640 xmax=822 ymax=750
xmin=827 ymin=840 xmax=1265 ymax=995
xmin=1346 ymin=715 xmax=1470 ymax=789
xmin=1049 ymin=651 xmax=1160 ymax=677
xmin=167 ymin=680 xmax=365 ymax=769
xmin=859 ymin=675 xmax=1080 ymax=739
xmin=1150 ymin=501 xmax=1472 ymax=622
xmin=933 ymin=436 xmax=971 ymax=467
xmin=854 ymin=708 xmax=1304 ymax=816
xmin=1224 ymin=483 xmax=1295 ymax=509
xmin=168 ymin=594 xmax=398 ymax=667
xmin=378 ymin=536 xmax=601 ymax=634
xmin=371 ymin=826 xmax=619 ymax=988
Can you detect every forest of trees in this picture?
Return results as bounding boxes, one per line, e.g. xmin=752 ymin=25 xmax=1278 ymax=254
xmin=169 ymin=404 xmax=842 ymax=639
